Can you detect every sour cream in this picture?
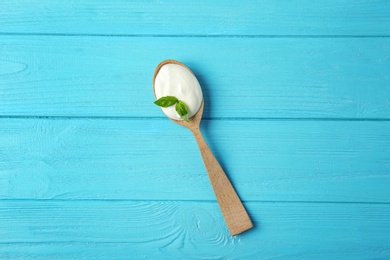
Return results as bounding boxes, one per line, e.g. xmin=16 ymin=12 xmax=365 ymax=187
xmin=154 ymin=63 xmax=203 ymax=120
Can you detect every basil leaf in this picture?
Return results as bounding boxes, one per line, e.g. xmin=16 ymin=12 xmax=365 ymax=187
xmin=154 ymin=96 xmax=178 ymax=108
xmin=176 ymin=100 xmax=190 ymax=122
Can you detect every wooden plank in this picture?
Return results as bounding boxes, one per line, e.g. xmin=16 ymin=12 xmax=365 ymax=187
xmin=1 ymin=36 xmax=389 ymax=118
xmin=1 ymin=118 xmax=389 ymax=202
xmin=0 ymin=0 xmax=389 ymax=36
xmin=0 ymin=200 xmax=389 ymax=259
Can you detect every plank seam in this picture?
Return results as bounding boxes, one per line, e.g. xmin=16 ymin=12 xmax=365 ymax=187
xmin=1 ymin=33 xmax=390 ymax=38
xmin=0 ymin=199 xmax=389 ymax=205
xmin=0 ymin=116 xmax=389 ymax=122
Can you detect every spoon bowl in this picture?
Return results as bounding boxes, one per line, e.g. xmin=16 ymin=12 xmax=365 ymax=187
xmin=153 ymin=59 xmax=253 ymax=236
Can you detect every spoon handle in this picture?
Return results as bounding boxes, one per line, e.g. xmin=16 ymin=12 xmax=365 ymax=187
xmin=191 ymin=127 xmax=253 ymax=236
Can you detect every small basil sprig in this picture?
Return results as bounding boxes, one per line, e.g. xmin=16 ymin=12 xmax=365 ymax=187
xmin=154 ymin=96 xmax=178 ymax=108
xmin=154 ymin=96 xmax=190 ymax=122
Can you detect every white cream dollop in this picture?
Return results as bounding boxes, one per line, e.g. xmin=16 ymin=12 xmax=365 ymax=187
xmin=154 ymin=63 xmax=203 ymax=120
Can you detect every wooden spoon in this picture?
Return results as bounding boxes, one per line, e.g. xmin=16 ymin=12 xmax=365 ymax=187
xmin=153 ymin=59 xmax=253 ymax=236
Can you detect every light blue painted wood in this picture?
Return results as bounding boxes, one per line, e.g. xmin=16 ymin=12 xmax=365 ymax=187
xmin=1 ymin=36 xmax=389 ymax=118
xmin=1 ymin=118 xmax=389 ymax=202
xmin=0 ymin=200 xmax=389 ymax=259
xmin=0 ymin=0 xmax=389 ymax=36
xmin=1 ymin=0 xmax=390 ymax=258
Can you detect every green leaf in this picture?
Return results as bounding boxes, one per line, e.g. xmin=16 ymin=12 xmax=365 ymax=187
xmin=154 ymin=96 xmax=178 ymax=108
xmin=176 ymin=100 xmax=190 ymax=122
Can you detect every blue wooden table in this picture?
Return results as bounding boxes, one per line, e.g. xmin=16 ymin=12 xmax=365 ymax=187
xmin=1 ymin=1 xmax=390 ymax=259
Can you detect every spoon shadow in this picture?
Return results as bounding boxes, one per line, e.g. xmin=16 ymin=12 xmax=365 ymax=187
xmin=153 ymin=59 xmax=253 ymax=235
xmin=189 ymin=63 xmax=229 ymax=178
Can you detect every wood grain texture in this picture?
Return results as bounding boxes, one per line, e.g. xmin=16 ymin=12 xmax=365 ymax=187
xmin=0 ymin=0 xmax=389 ymax=36
xmin=1 ymin=36 xmax=390 ymax=118
xmin=1 ymin=1 xmax=390 ymax=258
xmin=1 ymin=118 xmax=389 ymax=202
xmin=192 ymin=127 xmax=253 ymax=236
xmin=0 ymin=200 xmax=389 ymax=259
